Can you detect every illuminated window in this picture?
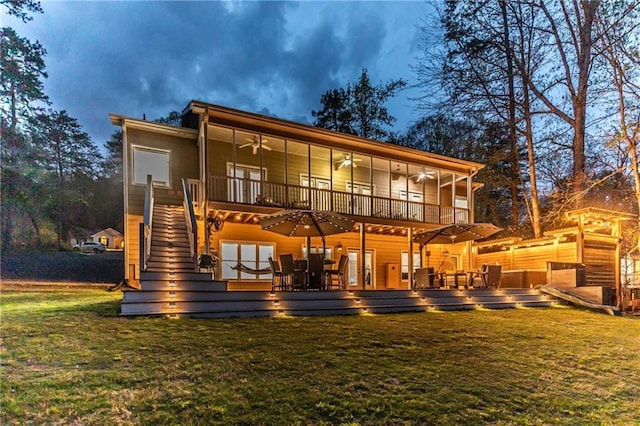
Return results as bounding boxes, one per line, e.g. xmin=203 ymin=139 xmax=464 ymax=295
xmin=133 ymin=146 xmax=170 ymax=187
xmin=401 ymin=251 xmax=421 ymax=281
xmin=220 ymin=241 xmax=274 ymax=280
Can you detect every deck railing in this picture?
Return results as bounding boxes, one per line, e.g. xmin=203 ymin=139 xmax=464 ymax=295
xmin=140 ymin=174 xmax=155 ymax=272
xmin=182 ymin=178 xmax=198 ymax=269
xmin=209 ymin=176 xmax=469 ymax=225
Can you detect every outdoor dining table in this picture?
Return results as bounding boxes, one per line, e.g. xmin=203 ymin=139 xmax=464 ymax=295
xmin=439 ymin=271 xmax=471 ymax=289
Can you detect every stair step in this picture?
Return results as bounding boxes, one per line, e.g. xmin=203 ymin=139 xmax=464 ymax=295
xmin=134 ymin=281 xmax=228 ymax=292
xmin=140 ymin=271 xmax=216 ymax=282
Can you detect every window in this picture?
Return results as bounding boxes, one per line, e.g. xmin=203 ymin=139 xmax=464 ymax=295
xmin=133 ymin=146 xmax=170 ymax=187
xmin=220 ymin=241 xmax=274 ymax=280
xmin=401 ymin=251 xmax=421 ymax=281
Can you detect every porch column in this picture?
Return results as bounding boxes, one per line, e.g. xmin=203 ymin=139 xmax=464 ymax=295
xmin=360 ymin=223 xmax=366 ymax=290
xmin=201 ymin=113 xmax=210 ymax=254
xmin=614 ymin=218 xmax=622 ymax=309
xmin=408 ymin=227 xmax=414 ymax=290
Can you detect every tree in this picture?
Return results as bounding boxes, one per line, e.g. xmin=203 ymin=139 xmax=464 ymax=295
xmin=1 ymin=0 xmax=42 ymax=22
xmin=0 ymin=26 xmax=48 ymax=131
xmin=311 ymin=88 xmax=354 ymax=134
xmin=513 ymin=0 xmax=601 ymax=200
xmin=1 ymin=4 xmax=48 ymax=250
xmin=32 ymin=110 xmax=102 ymax=248
xmin=94 ymin=130 xmax=124 ymax=231
xmin=312 ymin=68 xmax=406 ymax=141
xmin=154 ymin=110 xmax=182 ymax=127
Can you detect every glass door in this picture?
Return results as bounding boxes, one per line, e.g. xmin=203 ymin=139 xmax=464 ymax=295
xmin=347 ymin=248 xmax=375 ymax=289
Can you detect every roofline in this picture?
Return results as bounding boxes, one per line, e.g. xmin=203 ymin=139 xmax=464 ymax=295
xmin=109 ymin=113 xmax=198 ymax=139
xmin=184 ymin=100 xmax=484 ymax=174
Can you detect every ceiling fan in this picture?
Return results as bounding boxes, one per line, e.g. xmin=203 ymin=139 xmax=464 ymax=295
xmin=411 ymin=170 xmax=437 ymax=182
xmin=335 ymin=153 xmax=362 ymax=169
xmin=239 ymin=136 xmax=272 ymax=155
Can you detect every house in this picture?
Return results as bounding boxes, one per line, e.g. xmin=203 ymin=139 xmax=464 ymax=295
xmin=110 ymin=100 xmax=487 ymax=292
xmin=91 ymin=227 xmax=124 ymax=250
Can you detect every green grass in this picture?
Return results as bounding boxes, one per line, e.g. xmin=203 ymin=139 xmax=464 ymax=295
xmin=1 ymin=285 xmax=639 ymax=425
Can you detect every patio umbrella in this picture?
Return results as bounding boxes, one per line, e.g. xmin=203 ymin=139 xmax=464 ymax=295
xmin=413 ymin=223 xmax=502 ymax=268
xmin=259 ymin=210 xmax=355 ymax=254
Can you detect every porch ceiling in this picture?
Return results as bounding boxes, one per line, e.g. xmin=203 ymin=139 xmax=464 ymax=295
xmin=210 ymin=209 xmax=433 ymax=236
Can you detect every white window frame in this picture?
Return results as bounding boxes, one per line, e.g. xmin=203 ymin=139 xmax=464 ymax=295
xmin=132 ymin=145 xmax=171 ymax=188
xmin=401 ymin=251 xmax=421 ymax=281
xmin=219 ymin=240 xmax=275 ymax=281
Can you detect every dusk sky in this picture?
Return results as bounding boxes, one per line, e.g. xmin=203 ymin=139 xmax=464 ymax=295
xmin=6 ymin=1 xmax=438 ymax=148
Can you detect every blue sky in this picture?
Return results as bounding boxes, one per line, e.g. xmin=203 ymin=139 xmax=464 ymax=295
xmin=6 ymin=1 xmax=438 ymax=147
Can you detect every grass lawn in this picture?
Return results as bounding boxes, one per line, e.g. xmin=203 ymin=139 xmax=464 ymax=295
xmin=1 ymin=285 xmax=639 ymax=425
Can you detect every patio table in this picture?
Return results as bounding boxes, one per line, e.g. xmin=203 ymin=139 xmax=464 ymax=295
xmin=439 ymin=271 xmax=469 ymax=289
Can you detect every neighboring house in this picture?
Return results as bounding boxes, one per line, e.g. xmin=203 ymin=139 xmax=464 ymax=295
xmin=110 ymin=101 xmax=485 ymax=290
xmin=91 ymin=228 xmax=124 ymax=250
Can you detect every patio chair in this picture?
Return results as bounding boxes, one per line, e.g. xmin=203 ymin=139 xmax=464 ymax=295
xmin=279 ymin=254 xmax=295 ymax=289
xmin=469 ymin=264 xmax=488 ymax=288
xmin=307 ymin=253 xmax=324 ymax=290
xmin=325 ymin=254 xmax=348 ymax=290
xmin=268 ymin=257 xmax=286 ymax=291
xmin=198 ymin=254 xmax=215 ymax=272
xmin=483 ymin=265 xmax=502 ymax=288
xmin=414 ymin=267 xmax=436 ymax=289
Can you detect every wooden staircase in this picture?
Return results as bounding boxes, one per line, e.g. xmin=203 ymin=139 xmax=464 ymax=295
xmin=121 ymin=204 xmax=226 ymax=316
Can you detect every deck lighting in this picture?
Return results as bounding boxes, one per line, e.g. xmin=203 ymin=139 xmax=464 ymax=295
xmin=273 ymin=300 xmax=280 ymax=307
xmin=356 ymin=298 xmax=361 ymax=305
xmin=421 ymin=297 xmax=426 ymax=302
xmin=269 ymin=292 xmax=275 ymax=297
xmin=337 ymin=242 xmax=343 ymax=251
xmin=169 ymin=291 xmax=176 ymax=298
xmin=168 ymin=302 xmax=177 ymax=308
xmin=168 ymin=281 xmax=176 ymax=287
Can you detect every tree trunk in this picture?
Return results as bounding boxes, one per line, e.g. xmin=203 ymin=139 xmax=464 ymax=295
xmin=523 ymin=87 xmax=542 ymax=238
xmin=571 ymin=0 xmax=599 ymax=204
xmin=500 ymin=0 xmax=520 ymax=229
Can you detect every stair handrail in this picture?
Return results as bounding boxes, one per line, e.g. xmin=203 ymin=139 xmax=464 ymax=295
xmin=182 ymin=178 xmax=198 ymax=269
xmin=140 ymin=174 xmax=154 ymax=272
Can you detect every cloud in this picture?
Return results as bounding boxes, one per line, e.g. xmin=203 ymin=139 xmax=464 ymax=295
xmin=5 ymin=1 xmax=429 ymax=147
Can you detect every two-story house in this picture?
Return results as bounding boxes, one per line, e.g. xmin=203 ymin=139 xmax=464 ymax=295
xmin=110 ymin=100 xmax=485 ymax=292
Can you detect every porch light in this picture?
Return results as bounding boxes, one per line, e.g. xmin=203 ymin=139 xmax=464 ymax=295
xmin=337 ymin=242 xmax=343 ymax=252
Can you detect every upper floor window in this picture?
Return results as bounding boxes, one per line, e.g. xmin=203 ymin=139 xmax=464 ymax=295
xmin=133 ymin=146 xmax=170 ymax=187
